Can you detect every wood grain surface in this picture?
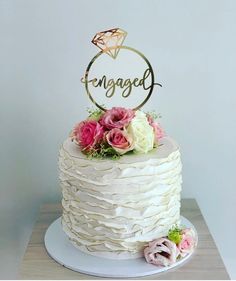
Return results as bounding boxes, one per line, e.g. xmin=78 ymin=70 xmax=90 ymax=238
xmin=18 ymin=199 xmax=230 ymax=280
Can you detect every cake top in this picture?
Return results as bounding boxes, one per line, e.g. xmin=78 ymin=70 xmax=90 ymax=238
xmin=70 ymin=28 xmax=165 ymax=159
xmin=71 ymin=107 xmax=165 ymax=159
xmin=64 ymin=135 xmax=178 ymax=164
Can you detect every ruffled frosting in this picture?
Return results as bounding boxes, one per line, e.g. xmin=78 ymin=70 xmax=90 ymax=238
xmin=59 ymin=137 xmax=182 ymax=259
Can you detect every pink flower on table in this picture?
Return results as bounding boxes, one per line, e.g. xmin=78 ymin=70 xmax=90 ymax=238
xmin=106 ymin=128 xmax=134 ymax=155
xmin=100 ymin=107 xmax=135 ymax=130
xmin=177 ymin=228 xmax=196 ymax=257
xmin=72 ymin=120 xmax=104 ymax=151
xmin=147 ymin=115 xmax=165 ymax=143
xmin=144 ymin=237 xmax=179 ymax=267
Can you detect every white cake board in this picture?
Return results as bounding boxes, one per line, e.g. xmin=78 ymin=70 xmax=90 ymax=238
xmin=44 ymin=216 xmax=197 ymax=278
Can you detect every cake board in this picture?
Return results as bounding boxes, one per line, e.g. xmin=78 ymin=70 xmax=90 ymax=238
xmin=44 ymin=216 xmax=198 ymax=278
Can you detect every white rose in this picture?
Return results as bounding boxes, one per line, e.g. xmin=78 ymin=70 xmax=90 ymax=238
xmin=127 ymin=110 xmax=155 ymax=153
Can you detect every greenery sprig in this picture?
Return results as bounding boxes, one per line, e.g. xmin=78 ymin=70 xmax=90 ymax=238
xmin=86 ymin=106 xmax=106 ymax=121
xmin=86 ymin=142 xmax=121 ymax=160
xmin=146 ymin=110 xmax=162 ymax=120
xmin=168 ymin=225 xmax=182 ymax=244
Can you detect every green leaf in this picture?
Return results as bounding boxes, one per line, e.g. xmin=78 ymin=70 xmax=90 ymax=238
xmin=168 ymin=226 xmax=182 ymax=244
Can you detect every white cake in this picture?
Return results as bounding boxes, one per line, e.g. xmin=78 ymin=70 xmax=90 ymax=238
xmin=59 ymin=136 xmax=182 ymax=259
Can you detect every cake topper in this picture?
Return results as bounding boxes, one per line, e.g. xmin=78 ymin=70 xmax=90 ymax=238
xmin=81 ymin=28 xmax=162 ymax=111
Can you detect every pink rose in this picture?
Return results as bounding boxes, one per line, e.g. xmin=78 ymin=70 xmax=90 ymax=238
xmin=177 ymin=228 xmax=196 ymax=257
xmin=147 ymin=115 xmax=165 ymax=143
xmin=72 ymin=120 xmax=104 ymax=151
xmin=106 ymin=128 xmax=134 ymax=155
xmin=100 ymin=107 xmax=135 ymax=129
xmin=144 ymin=237 xmax=179 ymax=267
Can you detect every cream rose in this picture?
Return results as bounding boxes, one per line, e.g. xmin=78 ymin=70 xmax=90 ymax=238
xmin=127 ymin=110 xmax=155 ymax=153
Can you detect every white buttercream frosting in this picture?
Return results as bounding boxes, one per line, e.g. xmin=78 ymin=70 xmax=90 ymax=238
xmin=59 ymin=136 xmax=182 ymax=259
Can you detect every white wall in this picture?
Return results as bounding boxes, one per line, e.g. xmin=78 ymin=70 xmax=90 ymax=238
xmin=0 ymin=0 xmax=236 ymax=278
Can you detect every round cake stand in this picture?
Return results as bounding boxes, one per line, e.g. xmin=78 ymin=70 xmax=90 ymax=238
xmin=44 ymin=216 xmax=197 ymax=278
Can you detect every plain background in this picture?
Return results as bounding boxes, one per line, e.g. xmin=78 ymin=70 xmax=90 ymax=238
xmin=0 ymin=0 xmax=236 ymax=279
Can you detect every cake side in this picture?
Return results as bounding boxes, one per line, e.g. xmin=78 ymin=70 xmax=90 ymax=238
xmin=59 ymin=136 xmax=182 ymax=259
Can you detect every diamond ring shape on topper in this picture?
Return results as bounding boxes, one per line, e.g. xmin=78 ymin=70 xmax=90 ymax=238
xmin=91 ymin=28 xmax=127 ymax=59
xmin=81 ymin=27 xmax=162 ymax=111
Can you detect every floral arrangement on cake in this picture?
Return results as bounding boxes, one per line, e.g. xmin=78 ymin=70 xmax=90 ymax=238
xmin=71 ymin=107 xmax=165 ymax=159
xmin=144 ymin=226 xmax=197 ymax=267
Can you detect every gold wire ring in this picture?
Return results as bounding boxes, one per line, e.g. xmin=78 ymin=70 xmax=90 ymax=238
xmin=83 ymin=45 xmax=161 ymax=111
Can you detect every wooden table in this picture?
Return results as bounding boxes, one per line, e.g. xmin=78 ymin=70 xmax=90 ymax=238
xmin=18 ymin=199 xmax=230 ymax=280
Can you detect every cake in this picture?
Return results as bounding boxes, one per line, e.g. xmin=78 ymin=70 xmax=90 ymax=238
xmin=59 ymin=109 xmax=182 ymax=260
xmin=57 ymin=28 xmax=196 ymax=266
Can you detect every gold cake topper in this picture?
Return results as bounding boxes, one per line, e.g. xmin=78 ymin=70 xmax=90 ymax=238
xmin=81 ymin=28 xmax=162 ymax=111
